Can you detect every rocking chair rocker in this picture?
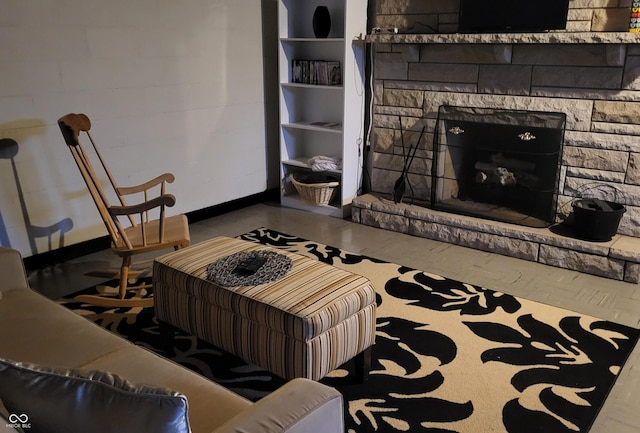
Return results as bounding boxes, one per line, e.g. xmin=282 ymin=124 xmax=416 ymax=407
xmin=58 ymin=113 xmax=190 ymax=307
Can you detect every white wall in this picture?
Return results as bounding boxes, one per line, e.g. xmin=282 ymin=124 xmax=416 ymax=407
xmin=0 ymin=0 xmax=270 ymax=257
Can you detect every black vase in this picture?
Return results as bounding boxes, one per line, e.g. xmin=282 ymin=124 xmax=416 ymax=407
xmin=312 ymin=6 xmax=331 ymax=38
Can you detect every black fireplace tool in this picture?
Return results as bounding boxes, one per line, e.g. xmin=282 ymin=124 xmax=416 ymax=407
xmin=393 ymin=119 xmax=425 ymax=204
xmin=392 ymin=116 xmax=407 ymax=203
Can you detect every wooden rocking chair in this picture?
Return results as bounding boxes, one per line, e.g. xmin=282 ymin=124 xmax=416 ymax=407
xmin=58 ymin=113 xmax=190 ymax=307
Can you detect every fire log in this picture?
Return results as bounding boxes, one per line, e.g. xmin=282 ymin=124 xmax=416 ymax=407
xmin=474 ymin=164 xmax=517 ymax=186
xmin=490 ymin=153 xmax=536 ymax=171
xmin=474 ymin=160 xmax=540 ymax=188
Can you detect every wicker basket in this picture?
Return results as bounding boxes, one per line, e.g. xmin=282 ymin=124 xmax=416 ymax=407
xmin=290 ymin=173 xmax=339 ymax=206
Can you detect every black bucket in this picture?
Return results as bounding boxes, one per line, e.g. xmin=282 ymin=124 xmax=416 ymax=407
xmin=571 ymin=199 xmax=625 ymax=242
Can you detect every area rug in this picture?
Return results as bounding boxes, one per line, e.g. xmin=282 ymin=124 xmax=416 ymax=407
xmin=59 ymin=227 xmax=640 ymax=433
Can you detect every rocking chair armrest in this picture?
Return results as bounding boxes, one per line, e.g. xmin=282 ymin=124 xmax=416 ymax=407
xmin=117 ymin=173 xmax=175 ymax=195
xmin=108 ymin=194 xmax=176 ymax=216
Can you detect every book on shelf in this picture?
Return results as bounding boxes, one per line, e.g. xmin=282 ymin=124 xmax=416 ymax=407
xmin=291 ymin=60 xmax=341 ymax=85
xmin=631 ymin=0 xmax=640 ymax=32
xmin=327 ymin=61 xmax=341 ymax=85
xmin=292 ymin=59 xmax=301 ymax=83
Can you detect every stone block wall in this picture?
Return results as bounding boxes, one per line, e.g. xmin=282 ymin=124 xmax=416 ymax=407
xmin=370 ymin=38 xmax=640 ymax=238
xmin=375 ymin=0 xmax=633 ymax=33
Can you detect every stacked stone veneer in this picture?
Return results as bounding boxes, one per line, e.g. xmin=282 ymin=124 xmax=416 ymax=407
xmin=375 ymin=0 xmax=633 ymax=33
xmin=352 ymin=194 xmax=640 ymax=282
xmin=369 ymin=36 xmax=640 ymax=238
xmin=354 ymin=2 xmax=640 ymax=282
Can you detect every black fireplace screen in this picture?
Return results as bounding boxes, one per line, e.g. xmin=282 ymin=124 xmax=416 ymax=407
xmin=431 ymin=105 xmax=566 ymax=228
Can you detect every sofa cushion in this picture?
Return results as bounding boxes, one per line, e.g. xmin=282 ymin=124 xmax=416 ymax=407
xmin=0 ymin=358 xmax=191 ymax=433
xmin=80 ymin=345 xmax=252 ymax=433
xmin=0 ymin=289 xmax=132 ymax=367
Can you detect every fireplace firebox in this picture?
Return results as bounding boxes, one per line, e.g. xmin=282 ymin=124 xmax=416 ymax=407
xmin=431 ymin=106 xmax=566 ymax=228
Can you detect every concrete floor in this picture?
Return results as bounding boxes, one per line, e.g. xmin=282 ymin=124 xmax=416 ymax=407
xmin=28 ymin=203 xmax=640 ymax=433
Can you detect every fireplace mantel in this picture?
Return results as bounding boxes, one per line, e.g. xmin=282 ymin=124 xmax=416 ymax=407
xmin=365 ymin=32 xmax=639 ymax=45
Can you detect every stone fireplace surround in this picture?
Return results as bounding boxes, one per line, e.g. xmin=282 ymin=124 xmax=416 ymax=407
xmin=352 ymin=4 xmax=640 ymax=283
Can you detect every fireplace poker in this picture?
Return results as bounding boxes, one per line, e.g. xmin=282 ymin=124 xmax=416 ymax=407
xmin=393 ymin=117 xmax=407 ymax=203
xmin=393 ymin=125 xmax=425 ymax=204
xmin=393 ymin=116 xmax=407 ymax=203
xmin=399 ymin=116 xmax=406 ymax=167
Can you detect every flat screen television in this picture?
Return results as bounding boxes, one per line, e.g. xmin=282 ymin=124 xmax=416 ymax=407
xmin=458 ymin=0 xmax=570 ymax=33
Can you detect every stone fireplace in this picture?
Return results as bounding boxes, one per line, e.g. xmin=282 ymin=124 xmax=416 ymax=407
xmin=351 ymin=1 xmax=640 ymax=283
xmin=432 ymin=105 xmax=566 ymax=228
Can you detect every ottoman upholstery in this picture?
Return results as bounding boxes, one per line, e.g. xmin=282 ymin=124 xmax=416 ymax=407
xmin=153 ymin=237 xmax=376 ymax=381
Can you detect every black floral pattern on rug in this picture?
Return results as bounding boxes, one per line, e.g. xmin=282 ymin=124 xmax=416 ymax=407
xmin=60 ymin=227 xmax=640 ymax=433
xmin=467 ymin=314 xmax=638 ymax=433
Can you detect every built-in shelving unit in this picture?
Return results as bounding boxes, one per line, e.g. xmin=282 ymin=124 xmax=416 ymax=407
xmin=278 ymin=0 xmax=367 ymax=218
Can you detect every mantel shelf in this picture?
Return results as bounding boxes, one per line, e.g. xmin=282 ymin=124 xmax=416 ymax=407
xmin=365 ymin=31 xmax=640 ymax=45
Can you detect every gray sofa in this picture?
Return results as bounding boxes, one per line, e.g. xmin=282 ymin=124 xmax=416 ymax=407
xmin=0 ymin=247 xmax=344 ymax=433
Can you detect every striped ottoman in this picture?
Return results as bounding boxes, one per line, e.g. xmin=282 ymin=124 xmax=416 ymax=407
xmin=153 ymin=236 xmax=376 ymax=381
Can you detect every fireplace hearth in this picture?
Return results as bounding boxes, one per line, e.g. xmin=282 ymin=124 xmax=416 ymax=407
xmin=432 ymin=106 xmax=566 ymax=228
xmin=357 ymin=28 xmax=640 ymax=283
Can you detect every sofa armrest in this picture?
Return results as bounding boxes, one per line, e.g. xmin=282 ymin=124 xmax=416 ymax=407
xmin=0 ymin=247 xmax=29 ymax=295
xmin=213 ymin=378 xmax=344 ymax=433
